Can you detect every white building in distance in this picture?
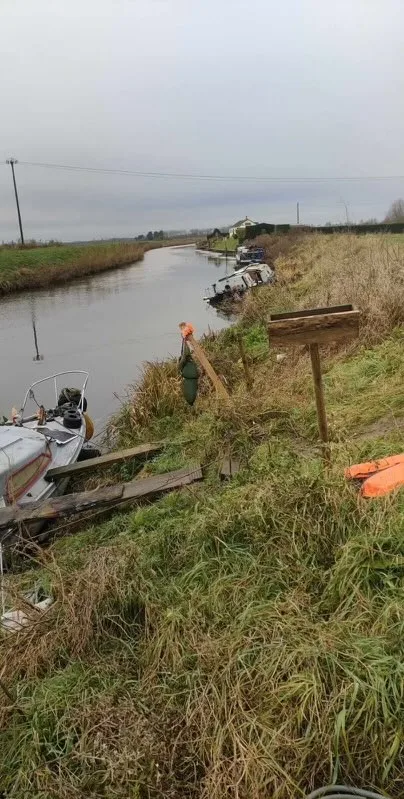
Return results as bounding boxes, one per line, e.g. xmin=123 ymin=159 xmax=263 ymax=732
xmin=228 ymin=216 xmax=258 ymax=238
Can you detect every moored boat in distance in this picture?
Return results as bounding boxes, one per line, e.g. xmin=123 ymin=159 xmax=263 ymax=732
xmin=235 ymin=245 xmax=265 ymax=268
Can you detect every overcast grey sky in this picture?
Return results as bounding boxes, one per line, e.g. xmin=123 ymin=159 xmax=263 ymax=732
xmin=1 ymin=0 xmax=404 ymax=241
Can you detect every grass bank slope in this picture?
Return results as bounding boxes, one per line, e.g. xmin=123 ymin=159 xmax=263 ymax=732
xmin=0 ymin=238 xmax=194 ymax=295
xmin=2 ymin=234 xmax=404 ymax=798
xmin=0 ymin=241 xmax=146 ymax=295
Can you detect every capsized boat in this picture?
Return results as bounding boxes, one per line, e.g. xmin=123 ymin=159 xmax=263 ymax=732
xmin=0 ymin=371 xmax=93 ymax=511
xmin=204 ymin=263 xmax=275 ymax=307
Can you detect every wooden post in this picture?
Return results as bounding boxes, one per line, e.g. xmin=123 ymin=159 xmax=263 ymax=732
xmin=179 ymin=323 xmax=230 ymax=401
xmin=236 ymin=332 xmax=253 ymax=391
xmin=268 ymin=305 xmax=360 ymax=462
xmin=309 ymin=342 xmax=329 ymax=459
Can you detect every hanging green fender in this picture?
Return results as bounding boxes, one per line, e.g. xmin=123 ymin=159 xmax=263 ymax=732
xmin=179 ymin=342 xmax=199 ymax=406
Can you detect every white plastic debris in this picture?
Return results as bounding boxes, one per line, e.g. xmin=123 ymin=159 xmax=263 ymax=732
xmin=276 ymin=353 xmax=287 ymax=363
xmin=1 ymin=585 xmax=54 ymax=634
xmin=1 ymin=609 xmax=30 ymax=632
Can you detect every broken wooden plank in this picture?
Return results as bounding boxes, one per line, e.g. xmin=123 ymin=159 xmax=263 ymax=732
xmin=220 ymin=452 xmax=241 ymax=480
xmin=268 ymin=309 xmax=360 ymax=346
xmin=230 ymin=457 xmax=240 ymax=476
xmin=0 ymin=464 xmax=203 ymax=534
xmin=236 ymin=332 xmax=253 ymax=391
xmin=0 ymin=485 xmax=124 ymax=530
xmin=46 ymin=443 xmax=162 ymax=481
xmin=220 ymin=454 xmax=232 ymax=480
xmin=270 ymin=304 xmax=353 ymax=322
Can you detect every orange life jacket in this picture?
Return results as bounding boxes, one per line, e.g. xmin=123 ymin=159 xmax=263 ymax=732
xmin=344 ymin=453 xmax=404 ymax=481
xmin=361 ymin=462 xmax=404 ymax=498
xmin=345 ymin=453 xmax=404 ymax=498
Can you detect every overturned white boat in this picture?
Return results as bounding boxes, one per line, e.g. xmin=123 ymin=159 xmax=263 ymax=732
xmin=0 ymin=372 xmax=93 ymax=513
xmin=204 ymin=263 xmax=275 ymax=307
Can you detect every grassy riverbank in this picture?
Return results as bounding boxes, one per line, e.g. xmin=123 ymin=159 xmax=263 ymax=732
xmin=2 ymin=234 xmax=404 ymax=798
xmin=0 ymin=238 xmax=194 ymax=295
xmin=209 ymin=236 xmax=238 ymax=252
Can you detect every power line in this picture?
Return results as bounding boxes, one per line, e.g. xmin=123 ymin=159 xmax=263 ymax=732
xmin=1 ymin=159 xmax=404 ymax=184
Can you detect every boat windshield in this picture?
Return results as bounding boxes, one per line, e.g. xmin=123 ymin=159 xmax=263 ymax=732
xmin=20 ymin=371 xmax=89 ymax=416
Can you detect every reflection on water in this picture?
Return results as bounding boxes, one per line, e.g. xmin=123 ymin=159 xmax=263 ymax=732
xmin=31 ymin=314 xmax=44 ymax=362
xmin=1 ymin=246 xmax=232 ymax=425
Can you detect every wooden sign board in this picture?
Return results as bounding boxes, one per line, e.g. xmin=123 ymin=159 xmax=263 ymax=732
xmin=268 ymin=304 xmax=360 ymax=460
xmin=268 ymin=306 xmax=360 ymax=347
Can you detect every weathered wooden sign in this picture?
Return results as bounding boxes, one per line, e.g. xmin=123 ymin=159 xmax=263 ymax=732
xmin=268 ymin=304 xmax=360 ymax=458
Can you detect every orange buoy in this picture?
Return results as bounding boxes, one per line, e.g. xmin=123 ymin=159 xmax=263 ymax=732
xmin=83 ymin=412 xmax=94 ymax=441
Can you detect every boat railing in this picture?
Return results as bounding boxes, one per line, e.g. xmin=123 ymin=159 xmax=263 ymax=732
xmin=20 ymin=371 xmax=89 ymax=415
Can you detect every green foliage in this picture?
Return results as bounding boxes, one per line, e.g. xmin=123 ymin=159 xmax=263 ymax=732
xmin=210 ymin=236 xmax=238 ymax=252
xmin=326 ymin=330 xmax=404 ymax=431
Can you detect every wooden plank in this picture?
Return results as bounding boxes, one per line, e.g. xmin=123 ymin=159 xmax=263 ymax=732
xmin=46 ymin=443 xmax=162 ymax=481
xmin=0 ymin=464 xmax=203 ymax=534
xmin=121 ymin=464 xmax=202 ymax=500
xmin=0 ymin=484 xmax=124 ymax=529
xmin=268 ymin=310 xmax=360 ymax=346
xmin=179 ymin=323 xmax=230 ymax=401
xmin=220 ymin=451 xmax=240 ymax=480
xmin=270 ymin=304 xmax=353 ymax=321
xmin=188 ymin=335 xmax=230 ymax=401
xmin=230 ymin=457 xmax=240 ymax=476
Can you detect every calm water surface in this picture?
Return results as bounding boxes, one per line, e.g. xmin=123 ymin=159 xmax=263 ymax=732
xmin=0 ymin=246 xmax=234 ymax=425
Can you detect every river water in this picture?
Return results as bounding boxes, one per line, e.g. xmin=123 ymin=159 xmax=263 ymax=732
xmin=0 ymin=246 xmax=233 ymax=426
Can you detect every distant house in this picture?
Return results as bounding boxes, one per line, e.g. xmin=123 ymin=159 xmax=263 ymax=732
xmin=228 ymin=216 xmax=258 ymax=238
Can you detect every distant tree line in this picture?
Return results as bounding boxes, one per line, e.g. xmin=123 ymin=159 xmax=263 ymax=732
xmin=135 ymin=230 xmax=165 ymax=241
xmin=384 ymin=198 xmax=404 ymax=223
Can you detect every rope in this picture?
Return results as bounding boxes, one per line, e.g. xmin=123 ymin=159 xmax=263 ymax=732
xmin=305 ymin=787 xmax=389 ymax=799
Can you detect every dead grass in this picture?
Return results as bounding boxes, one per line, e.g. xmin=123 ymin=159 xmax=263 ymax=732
xmin=241 ymin=233 xmax=404 ymax=349
xmin=276 ymin=233 xmax=404 ymax=344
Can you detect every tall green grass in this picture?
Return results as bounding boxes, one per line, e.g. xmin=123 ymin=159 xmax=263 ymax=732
xmin=2 ymin=233 xmax=404 ymax=797
xmin=2 ymin=454 xmax=404 ymax=797
xmin=0 ymin=241 xmax=146 ymax=294
xmin=0 ymin=237 xmax=194 ymax=295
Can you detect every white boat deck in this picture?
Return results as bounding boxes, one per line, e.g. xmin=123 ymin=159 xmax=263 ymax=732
xmin=19 ymin=417 xmax=86 ymax=504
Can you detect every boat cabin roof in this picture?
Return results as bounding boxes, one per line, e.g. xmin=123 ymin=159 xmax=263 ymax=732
xmin=217 ymin=263 xmax=269 ymax=283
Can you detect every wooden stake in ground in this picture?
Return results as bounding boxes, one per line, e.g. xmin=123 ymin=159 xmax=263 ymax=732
xmin=268 ymin=305 xmax=360 ymax=460
xmin=179 ymin=322 xmax=230 ymax=401
xmin=309 ymin=342 xmax=328 ymax=445
xmin=236 ymin=332 xmax=253 ymax=391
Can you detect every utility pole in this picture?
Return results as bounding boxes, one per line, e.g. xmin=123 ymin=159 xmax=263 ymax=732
xmin=6 ymin=158 xmax=25 ymax=245
xmin=296 ymin=202 xmax=300 ymax=225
